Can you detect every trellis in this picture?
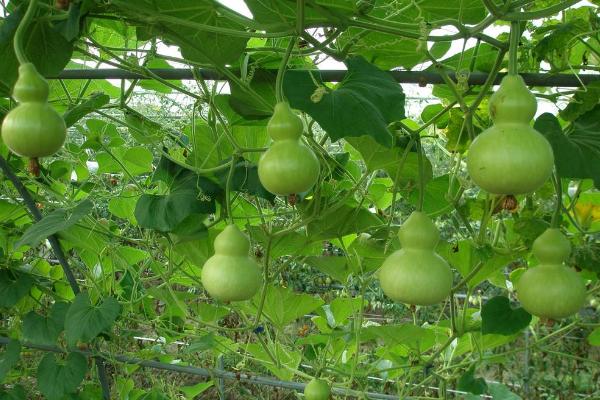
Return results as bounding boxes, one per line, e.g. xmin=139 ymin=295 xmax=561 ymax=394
xmin=1 ymin=67 xmax=598 ymax=399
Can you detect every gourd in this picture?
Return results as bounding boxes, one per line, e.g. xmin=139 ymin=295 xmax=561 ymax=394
xmin=258 ymin=102 xmax=320 ymax=195
xmin=201 ymin=225 xmax=263 ymax=302
xmin=466 ymin=75 xmax=554 ymax=194
xmin=304 ymin=378 xmax=330 ymax=400
xmin=378 ymin=211 xmax=453 ymax=305
xmin=516 ymin=229 xmax=587 ymax=319
xmin=1 ymin=63 xmax=67 ymax=159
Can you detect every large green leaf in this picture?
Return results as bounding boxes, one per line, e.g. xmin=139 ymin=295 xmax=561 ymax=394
xmin=0 ymin=339 xmax=20 ymax=384
xmin=458 ymin=365 xmax=488 ymax=395
xmin=22 ymin=302 xmax=69 ymax=346
xmin=15 ymin=200 xmax=93 ymax=248
xmin=588 ymin=327 xmax=600 ymax=346
xmin=245 ymin=342 xmax=302 ymax=381
xmin=115 ymin=0 xmax=248 ymax=65
xmin=284 ymin=56 xmax=405 ymax=147
xmin=245 ymin=0 xmax=355 ymax=31
xmin=535 ymin=110 xmax=600 ymax=188
xmin=0 ymin=270 xmax=34 ymax=308
xmin=254 ymin=285 xmax=324 ymax=330
xmin=481 ymin=296 xmax=531 ymax=336
xmin=37 ymin=352 xmax=87 ymax=400
xmin=0 ymin=5 xmax=74 ymax=91
xmin=216 ymin=160 xmax=275 ymax=203
xmin=135 ymin=157 xmax=222 ymax=232
xmin=345 ymin=136 xmax=432 ymax=185
xmin=361 ymin=324 xmax=442 ymax=352
xmin=64 ymin=292 xmax=121 ymax=346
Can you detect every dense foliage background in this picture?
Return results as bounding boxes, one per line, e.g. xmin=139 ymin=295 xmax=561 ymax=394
xmin=0 ymin=0 xmax=599 ymax=399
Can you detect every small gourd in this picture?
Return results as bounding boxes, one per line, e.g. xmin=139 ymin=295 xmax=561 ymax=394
xmin=1 ymin=63 xmax=66 ymax=158
xmin=466 ymin=75 xmax=554 ymax=195
xmin=258 ymin=102 xmax=320 ymax=195
xmin=304 ymin=378 xmax=330 ymax=400
xmin=378 ymin=211 xmax=453 ymax=306
xmin=201 ymin=225 xmax=263 ymax=302
xmin=516 ymin=229 xmax=587 ymax=319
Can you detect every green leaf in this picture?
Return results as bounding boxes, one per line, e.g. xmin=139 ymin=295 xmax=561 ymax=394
xmin=345 ymin=136 xmax=432 ymax=185
xmin=339 ymin=31 xmax=451 ymax=70
xmin=560 ymin=82 xmax=600 ymax=122
xmin=305 ymin=203 xmax=383 ymax=240
xmin=284 ymin=56 xmax=405 ymax=147
xmin=216 ymin=160 xmax=275 ymax=203
xmin=180 ymin=382 xmax=214 ymax=400
xmin=96 ymin=147 xmax=153 ymax=176
xmin=22 ymin=302 xmax=69 ymax=346
xmin=588 ymin=327 xmax=600 ymax=346
xmin=64 ymin=293 xmax=121 ymax=346
xmin=361 ymin=324 xmax=441 ymax=351
xmin=124 ymin=109 xmax=165 ymax=144
xmin=116 ymin=0 xmax=248 ymax=65
xmin=63 ymin=93 xmax=110 ymax=128
xmin=255 ymin=285 xmax=324 ymax=330
xmin=536 ymin=110 xmax=600 ymax=188
xmin=0 ymin=270 xmax=34 ymax=308
xmin=305 ymin=255 xmax=353 ymax=283
xmin=15 ymin=200 xmax=94 ymax=248
xmin=407 ymin=174 xmax=460 ymax=216
xmin=0 ymin=385 xmax=26 ymax=400
xmin=0 ymin=339 xmax=20 ymax=383
xmin=488 ymin=383 xmax=522 ymax=400
xmin=228 ymin=69 xmax=276 ymax=119
xmin=135 ymin=157 xmax=222 ymax=232
xmin=458 ymin=365 xmax=488 ymax=395
xmin=0 ymin=6 xmax=73 ymax=91
xmin=319 ymin=297 xmax=363 ymax=328
xmin=139 ymin=58 xmax=181 ymax=93
xmin=37 ymin=352 xmax=87 ymax=400
xmin=245 ymin=342 xmax=301 ymax=381
xmin=481 ymin=296 xmax=531 ymax=336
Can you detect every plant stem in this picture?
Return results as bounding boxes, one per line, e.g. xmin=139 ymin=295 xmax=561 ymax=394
xmin=275 ymin=38 xmax=297 ymax=103
xmin=508 ymin=21 xmax=520 ymax=76
xmin=225 ymin=156 xmax=237 ymax=225
xmin=551 ymin=173 xmax=562 ymax=228
xmin=416 ymin=137 xmax=426 ymax=212
xmin=13 ymin=0 xmax=38 ymax=64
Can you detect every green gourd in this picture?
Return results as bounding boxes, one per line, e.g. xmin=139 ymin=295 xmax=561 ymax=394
xmin=516 ymin=229 xmax=587 ymax=319
xmin=201 ymin=225 xmax=263 ymax=302
xmin=1 ymin=63 xmax=66 ymax=158
xmin=378 ymin=211 xmax=453 ymax=306
xmin=466 ymin=75 xmax=554 ymax=195
xmin=258 ymin=102 xmax=320 ymax=196
xmin=304 ymin=378 xmax=330 ymax=400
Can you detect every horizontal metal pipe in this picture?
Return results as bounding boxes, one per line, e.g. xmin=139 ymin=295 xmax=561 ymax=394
xmin=50 ymin=68 xmax=599 ymax=87
xmin=0 ymin=337 xmax=401 ymax=400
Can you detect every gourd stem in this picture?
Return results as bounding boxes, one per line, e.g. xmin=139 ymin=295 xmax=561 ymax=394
xmin=415 ymin=137 xmax=426 ymax=212
xmin=275 ymin=37 xmax=297 ymax=103
xmin=14 ymin=0 xmax=39 ymax=65
xmin=508 ymin=20 xmax=521 ymax=76
xmin=225 ymin=156 xmax=237 ymax=225
xmin=551 ymin=173 xmax=562 ymax=228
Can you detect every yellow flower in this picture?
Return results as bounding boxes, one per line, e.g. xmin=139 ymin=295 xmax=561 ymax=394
xmin=574 ymin=202 xmax=600 ymax=229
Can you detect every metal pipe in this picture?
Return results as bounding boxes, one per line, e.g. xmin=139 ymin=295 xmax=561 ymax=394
xmin=50 ymin=69 xmax=600 ymax=87
xmin=0 ymin=337 xmax=403 ymax=400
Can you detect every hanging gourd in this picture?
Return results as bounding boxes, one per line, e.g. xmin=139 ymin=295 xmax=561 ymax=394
xmin=1 ymin=63 xmax=67 ymax=160
xmin=466 ymin=23 xmax=554 ymax=195
xmin=378 ymin=211 xmax=453 ymax=306
xmin=201 ymin=225 xmax=263 ymax=302
xmin=516 ymin=229 xmax=587 ymax=319
xmin=258 ymin=102 xmax=320 ymax=196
